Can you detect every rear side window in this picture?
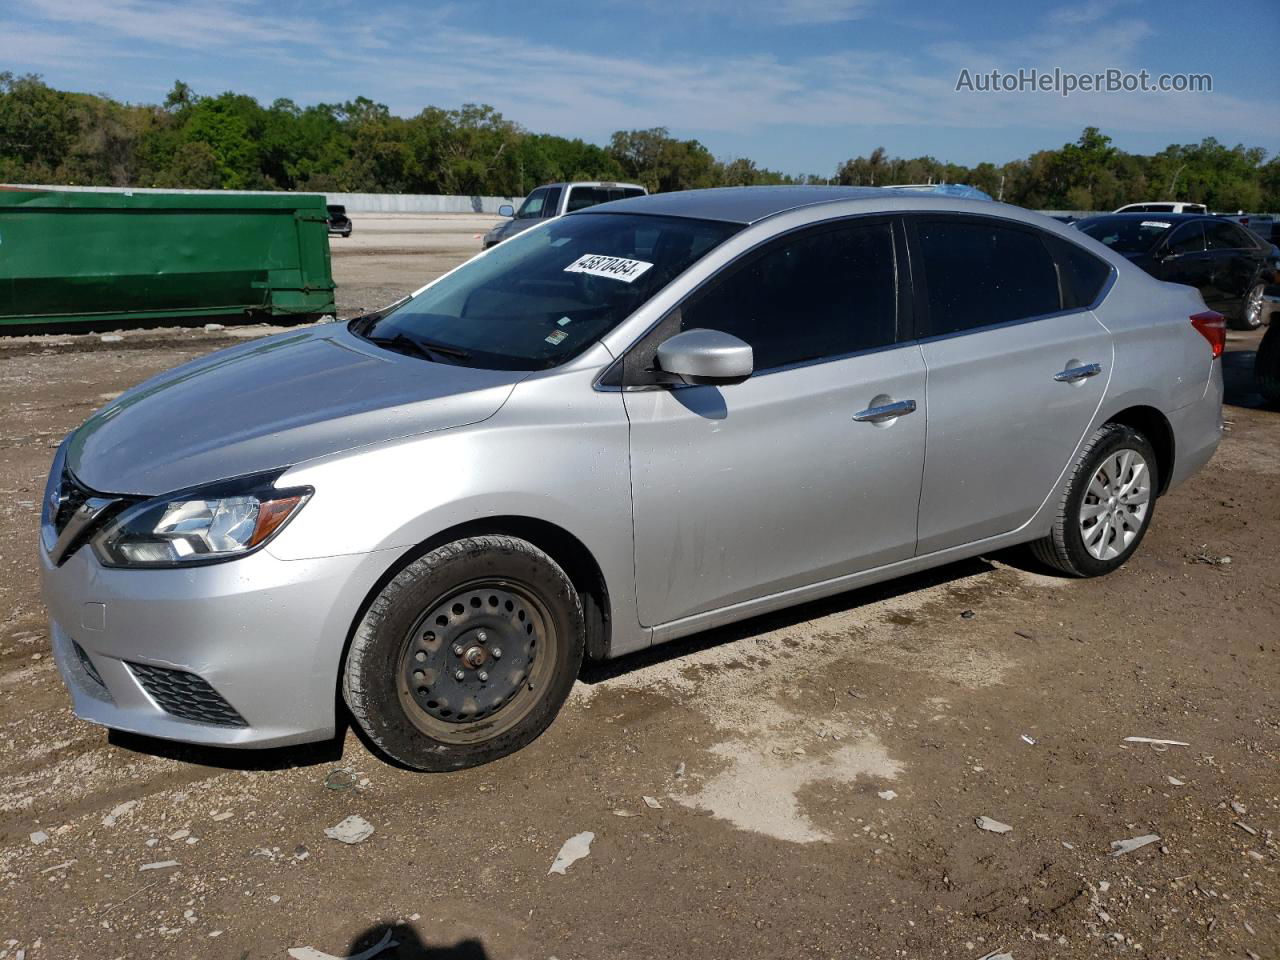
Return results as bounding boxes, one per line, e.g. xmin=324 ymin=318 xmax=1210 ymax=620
xmin=680 ymin=220 xmax=897 ymax=371
xmin=914 ymin=218 xmax=1061 ymax=336
xmin=1042 ymin=234 xmax=1113 ymax=309
xmin=1206 ymin=221 xmax=1256 ymax=250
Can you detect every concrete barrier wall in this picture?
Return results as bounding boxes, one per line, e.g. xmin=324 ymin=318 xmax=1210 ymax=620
xmin=1 ymin=184 xmax=523 ymax=215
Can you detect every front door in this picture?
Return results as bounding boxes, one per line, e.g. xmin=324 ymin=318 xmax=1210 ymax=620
xmin=624 ymin=218 xmax=927 ymax=627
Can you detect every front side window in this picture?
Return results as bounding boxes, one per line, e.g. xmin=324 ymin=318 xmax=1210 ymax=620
xmin=679 ymin=220 xmax=897 ymax=371
xmin=1166 ymin=221 xmax=1206 ymax=256
xmin=514 ymin=189 xmax=549 ymax=220
xmin=541 ymin=187 xmax=562 ymax=217
xmin=358 ymin=213 xmax=739 ymax=370
xmin=915 ymin=218 xmax=1061 ymax=336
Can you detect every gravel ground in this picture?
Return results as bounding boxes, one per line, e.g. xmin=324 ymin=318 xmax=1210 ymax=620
xmin=0 ymin=225 xmax=1276 ymax=959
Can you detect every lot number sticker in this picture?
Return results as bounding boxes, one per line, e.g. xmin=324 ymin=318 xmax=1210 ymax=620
xmin=564 ymin=254 xmax=653 ymax=283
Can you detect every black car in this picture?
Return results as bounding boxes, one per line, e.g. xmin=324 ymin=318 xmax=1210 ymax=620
xmin=1075 ymin=213 xmax=1278 ymax=330
xmin=326 ymin=204 xmax=352 ymax=238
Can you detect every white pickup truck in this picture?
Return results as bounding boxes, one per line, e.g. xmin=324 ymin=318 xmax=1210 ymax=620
xmin=483 ymin=181 xmax=647 ymax=248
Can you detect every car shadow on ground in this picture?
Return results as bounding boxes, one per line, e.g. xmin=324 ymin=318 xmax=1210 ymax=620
xmin=1222 ymin=346 xmax=1265 ymax=409
xmin=342 ymin=923 xmax=489 ymax=959
xmin=580 ymin=553 xmax=1011 ymax=686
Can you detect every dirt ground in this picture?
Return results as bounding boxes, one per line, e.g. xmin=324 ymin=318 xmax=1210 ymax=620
xmin=0 ymin=220 xmax=1276 ymax=960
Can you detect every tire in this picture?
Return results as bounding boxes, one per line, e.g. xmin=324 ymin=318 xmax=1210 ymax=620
xmin=1030 ymin=423 xmax=1159 ymax=578
xmin=1257 ymin=324 xmax=1280 ymax=405
xmin=343 ymin=536 xmax=584 ymax=771
xmin=1231 ymin=282 xmax=1266 ymax=331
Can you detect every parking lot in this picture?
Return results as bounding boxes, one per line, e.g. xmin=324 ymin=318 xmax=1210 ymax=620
xmin=0 ymin=217 xmax=1276 ymax=960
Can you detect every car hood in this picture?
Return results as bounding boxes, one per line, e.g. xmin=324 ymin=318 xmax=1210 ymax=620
xmin=67 ymin=325 xmax=524 ymax=496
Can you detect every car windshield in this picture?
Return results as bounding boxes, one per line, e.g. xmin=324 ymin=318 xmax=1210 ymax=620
xmin=1077 ymin=216 xmax=1172 ymax=253
xmin=356 ymin=213 xmax=740 ymax=370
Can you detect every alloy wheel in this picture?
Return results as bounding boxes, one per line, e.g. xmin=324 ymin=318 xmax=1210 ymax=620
xmin=1078 ymin=448 xmax=1152 ymax=561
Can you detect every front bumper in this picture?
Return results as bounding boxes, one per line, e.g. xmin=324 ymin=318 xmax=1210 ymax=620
xmin=41 ymin=541 xmax=398 ymax=748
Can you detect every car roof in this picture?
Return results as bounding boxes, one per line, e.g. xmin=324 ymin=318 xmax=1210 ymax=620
xmin=573 ymin=185 xmax=956 ymax=225
xmin=541 ymin=181 xmax=646 ymax=190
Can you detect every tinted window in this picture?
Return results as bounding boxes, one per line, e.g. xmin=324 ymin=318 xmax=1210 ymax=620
xmin=915 ymin=218 xmax=1061 ymax=336
xmin=1205 ymin=221 xmax=1255 ymax=250
xmin=514 ymin=189 xmax=549 ymax=220
xmin=680 ymin=221 xmax=897 ymax=370
xmin=541 ymin=187 xmax=562 ymax=217
xmin=1077 ymin=216 xmax=1171 ymax=254
xmin=1166 ymin=221 xmax=1206 ymax=255
xmin=567 ymin=187 xmax=605 ymax=212
xmin=361 ymin=213 xmax=739 ymax=371
xmin=1042 ymin=234 xmax=1112 ymax=308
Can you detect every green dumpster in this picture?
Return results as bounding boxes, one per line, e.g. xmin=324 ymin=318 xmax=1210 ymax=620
xmin=0 ymin=188 xmax=336 ymax=331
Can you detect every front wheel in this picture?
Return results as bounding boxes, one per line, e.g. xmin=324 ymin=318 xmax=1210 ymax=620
xmin=1030 ymin=423 xmax=1159 ymax=577
xmin=343 ymin=536 xmax=584 ymax=771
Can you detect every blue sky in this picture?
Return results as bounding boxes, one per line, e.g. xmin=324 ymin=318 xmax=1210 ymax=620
xmin=4 ymin=0 xmax=1278 ymax=175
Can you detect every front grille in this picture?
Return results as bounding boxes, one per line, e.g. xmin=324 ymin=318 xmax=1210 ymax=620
xmin=72 ymin=640 xmax=106 ymax=689
xmin=127 ymin=662 xmax=248 ymax=727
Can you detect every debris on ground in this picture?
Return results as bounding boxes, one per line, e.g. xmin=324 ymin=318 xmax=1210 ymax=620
xmin=1230 ymin=800 xmax=1247 ymax=815
xmin=1020 ymin=734 xmax=1037 ymax=745
xmin=1109 ymin=834 xmax=1160 ymax=857
xmin=975 ymin=816 xmax=1013 ymax=834
xmin=877 ymin=790 xmax=898 ymax=801
xmin=1167 ymin=776 xmax=1186 ymax=786
xmin=101 ymin=800 xmax=137 ymax=827
xmin=642 ymin=796 xmax=662 ymax=809
xmin=674 ymin=762 xmax=685 ymax=778
xmin=288 ymin=929 xmax=398 ymax=960
xmin=324 ymin=816 xmax=375 ymax=845
xmin=138 ymin=860 xmax=179 ymax=871
xmin=1188 ymin=545 xmax=1232 ymax=566
xmin=1124 ymin=737 xmax=1190 ymax=747
xmin=324 ymin=768 xmax=356 ymax=791
xmin=210 ymin=810 xmax=234 ymax=822
xmin=977 ymin=951 xmax=1014 ymax=960
xmin=960 ymin=609 xmax=976 ymax=620
xmin=611 ymin=809 xmax=640 ymax=818
xmin=1234 ymin=821 xmax=1258 ymax=836
xmin=29 ymin=831 xmax=49 ymax=845
xmin=548 ymin=831 xmax=594 ymax=876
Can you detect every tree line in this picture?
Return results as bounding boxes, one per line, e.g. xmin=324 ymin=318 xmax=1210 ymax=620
xmin=2 ymin=74 xmax=1277 ymax=211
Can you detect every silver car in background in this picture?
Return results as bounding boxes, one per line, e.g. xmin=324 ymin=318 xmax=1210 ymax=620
xmin=40 ymin=187 xmax=1224 ymax=771
xmin=482 ymin=180 xmax=647 ymax=248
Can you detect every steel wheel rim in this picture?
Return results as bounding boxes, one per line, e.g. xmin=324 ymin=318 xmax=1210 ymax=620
xmin=1079 ymin=448 xmax=1151 ymax=561
xmin=395 ymin=579 xmax=558 ymax=745
xmin=1246 ymin=284 xmax=1264 ymax=326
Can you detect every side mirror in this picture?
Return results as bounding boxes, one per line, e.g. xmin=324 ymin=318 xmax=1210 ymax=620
xmin=498 ymin=204 xmax=514 ymax=218
xmin=654 ymin=328 xmax=753 ymax=386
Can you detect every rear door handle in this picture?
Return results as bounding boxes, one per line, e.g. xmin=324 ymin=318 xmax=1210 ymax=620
xmin=1053 ymin=362 xmax=1102 ymax=383
xmin=852 ymin=399 xmax=917 ymax=422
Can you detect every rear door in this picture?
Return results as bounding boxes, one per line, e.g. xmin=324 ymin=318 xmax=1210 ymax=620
xmin=1157 ymin=221 xmax=1215 ymax=301
xmin=906 ymin=215 xmax=1114 ymax=554
xmin=624 ymin=217 xmax=927 ymax=626
xmin=1205 ymin=220 xmax=1264 ymax=314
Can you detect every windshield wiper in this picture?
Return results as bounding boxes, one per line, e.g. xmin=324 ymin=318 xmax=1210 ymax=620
xmin=367 ymin=332 xmax=472 ymax=365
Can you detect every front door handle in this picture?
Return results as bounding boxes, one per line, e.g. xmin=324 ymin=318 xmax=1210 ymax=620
xmin=1053 ymin=362 xmax=1102 ymax=383
xmin=852 ymin=398 xmax=917 ymax=422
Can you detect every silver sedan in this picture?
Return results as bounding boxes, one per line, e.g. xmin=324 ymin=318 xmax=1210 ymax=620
xmin=40 ymin=187 xmax=1224 ymax=770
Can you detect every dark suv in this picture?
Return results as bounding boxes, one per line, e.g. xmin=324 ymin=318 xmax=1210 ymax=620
xmin=327 ymin=204 xmax=352 ymax=238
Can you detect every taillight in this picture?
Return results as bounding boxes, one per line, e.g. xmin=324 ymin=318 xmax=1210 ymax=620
xmin=1190 ymin=310 xmax=1226 ymax=358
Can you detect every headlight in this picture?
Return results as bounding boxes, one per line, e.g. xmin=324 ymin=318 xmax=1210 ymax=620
xmin=91 ymin=470 xmax=312 ymax=568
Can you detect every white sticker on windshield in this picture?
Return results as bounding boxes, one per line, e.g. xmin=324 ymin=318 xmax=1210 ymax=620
xmin=1140 ymin=220 xmax=1172 ymax=229
xmin=564 ymin=253 xmax=654 ymax=283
